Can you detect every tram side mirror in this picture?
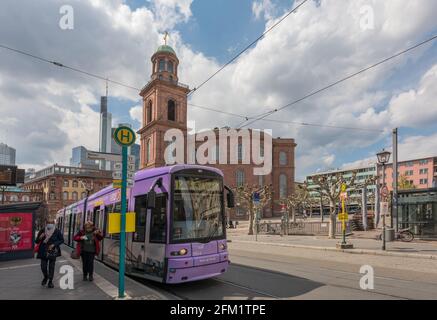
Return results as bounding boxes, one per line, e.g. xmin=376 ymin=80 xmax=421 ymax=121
xmin=147 ymin=190 xmax=156 ymax=209
xmin=227 ymin=191 xmax=235 ymax=208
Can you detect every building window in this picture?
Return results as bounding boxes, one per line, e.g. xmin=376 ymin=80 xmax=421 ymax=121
xmin=81 ymin=192 xmax=87 ymax=199
xmin=22 ymin=195 xmax=30 ymax=202
xmin=405 ymin=170 xmax=414 ymax=176
xmin=159 ymin=59 xmax=165 ymax=72
xmin=72 ymin=191 xmax=78 ymax=201
xmin=50 ymin=179 xmax=56 ymax=187
xmin=237 ymin=143 xmax=244 ymax=162
xmin=168 ymin=100 xmax=176 ymax=121
xmin=167 ymin=60 xmax=174 ymax=73
xmin=236 ymin=170 xmax=245 ymax=187
xmin=63 ymin=180 xmax=69 ymax=187
xmin=420 ymin=179 xmax=428 ymax=185
xmin=63 ymin=192 xmax=68 ymax=200
xmin=279 ymin=174 xmax=287 ymax=198
xmin=419 ymin=159 xmax=428 ymax=165
xmin=50 ymin=192 xmax=55 ymax=200
xmin=258 ymin=175 xmax=264 ymax=187
xmin=260 ymin=145 xmax=264 ymax=157
xmin=279 ymin=152 xmax=287 ymax=165
xmin=10 ymin=195 xmax=18 ymax=202
xmin=405 ymin=161 xmax=414 ymax=167
xmin=419 ymin=168 xmax=428 ymax=174
xmin=146 ymin=139 xmax=151 ymax=164
xmin=147 ymin=101 xmax=153 ymax=123
xmin=166 ymin=138 xmax=176 ymax=164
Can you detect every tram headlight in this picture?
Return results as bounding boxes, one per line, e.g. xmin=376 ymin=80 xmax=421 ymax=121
xmin=171 ymin=248 xmax=188 ymax=256
xmin=219 ymin=243 xmax=226 ymax=250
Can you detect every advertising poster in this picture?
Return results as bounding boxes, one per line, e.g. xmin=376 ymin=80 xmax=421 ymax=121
xmin=0 ymin=213 xmax=33 ymax=252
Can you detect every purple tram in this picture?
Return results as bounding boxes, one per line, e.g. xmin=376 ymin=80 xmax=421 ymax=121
xmin=56 ymin=164 xmax=235 ymax=283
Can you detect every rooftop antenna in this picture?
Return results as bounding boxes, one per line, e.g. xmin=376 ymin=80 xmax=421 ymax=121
xmin=105 ymin=78 xmax=108 ymax=97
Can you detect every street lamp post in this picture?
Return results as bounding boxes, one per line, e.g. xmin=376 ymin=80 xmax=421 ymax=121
xmin=376 ymin=149 xmax=391 ymax=251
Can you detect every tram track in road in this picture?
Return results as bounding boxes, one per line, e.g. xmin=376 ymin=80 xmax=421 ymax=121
xmin=131 ymin=273 xmax=281 ymax=300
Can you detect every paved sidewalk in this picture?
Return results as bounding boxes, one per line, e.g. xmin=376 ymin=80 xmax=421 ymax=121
xmin=0 ymin=249 xmax=176 ymax=300
xmin=228 ymin=233 xmax=437 ymax=259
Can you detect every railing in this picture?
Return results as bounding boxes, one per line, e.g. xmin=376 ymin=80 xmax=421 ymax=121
xmin=141 ymin=77 xmax=190 ymax=91
xmin=258 ymin=220 xmax=350 ymax=236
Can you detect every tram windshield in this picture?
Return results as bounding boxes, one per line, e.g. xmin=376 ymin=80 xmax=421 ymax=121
xmin=172 ymin=175 xmax=224 ymax=242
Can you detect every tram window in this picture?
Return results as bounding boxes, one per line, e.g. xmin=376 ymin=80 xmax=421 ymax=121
xmin=150 ymin=194 xmax=167 ymax=243
xmin=133 ymin=195 xmax=147 ymax=242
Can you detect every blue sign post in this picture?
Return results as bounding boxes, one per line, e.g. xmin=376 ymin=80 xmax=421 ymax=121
xmin=113 ymin=126 xmax=136 ymax=298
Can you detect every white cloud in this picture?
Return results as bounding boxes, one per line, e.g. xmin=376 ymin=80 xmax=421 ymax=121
xmin=129 ymin=105 xmax=143 ymax=123
xmin=252 ymin=0 xmax=276 ymax=20
xmin=388 ymin=64 xmax=437 ymax=127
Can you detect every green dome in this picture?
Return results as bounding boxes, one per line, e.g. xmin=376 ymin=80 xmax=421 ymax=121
xmin=155 ymin=45 xmax=176 ymax=55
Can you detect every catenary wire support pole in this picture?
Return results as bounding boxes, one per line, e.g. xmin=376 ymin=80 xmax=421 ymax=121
xmin=382 ymin=162 xmax=386 ymax=251
xmin=393 ymin=128 xmax=398 ymax=232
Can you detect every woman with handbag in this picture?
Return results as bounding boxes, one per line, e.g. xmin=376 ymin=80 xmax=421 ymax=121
xmin=73 ymin=221 xmax=103 ymax=281
xmin=35 ymin=218 xmax=64 ymax=288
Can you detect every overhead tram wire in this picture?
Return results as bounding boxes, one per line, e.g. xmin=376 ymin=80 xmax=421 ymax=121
xmin=187 ymin=0 xmax=310 ymax=97
xmin=0 ymin=43 xmax=266 ymax=123
xmin=0 ymin=44 xmax=141 ymax=92
xmin=0 ymin=43 xmax=385 ymax=133
xmin=258 ymin=118 xmax=384 ymax=132
xmin=238 ymin=34 xmax=437 ymax=129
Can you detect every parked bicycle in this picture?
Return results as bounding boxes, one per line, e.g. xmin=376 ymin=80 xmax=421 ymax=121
xmin=376 ymin=228 xmax=414 ymax=242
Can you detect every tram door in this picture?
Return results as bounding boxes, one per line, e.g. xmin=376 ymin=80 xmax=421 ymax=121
xmin=142 ymin=193 xmax=167 ymax=282
xmin=92 ymin=206 xmax=105 ymax=260
xmin=128 ymin=195 xmax=147 ymax=275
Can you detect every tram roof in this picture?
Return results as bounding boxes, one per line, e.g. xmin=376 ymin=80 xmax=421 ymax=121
xmin=134 ymin=164 xmax=223 ymax=182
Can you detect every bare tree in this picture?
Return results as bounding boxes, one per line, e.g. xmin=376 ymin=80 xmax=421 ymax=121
xmin=235 ymin=184 xmax=272 ymax=235
xmin=312 ymin=171 xmax=357 ymax=238
xmin=278 ymin=182 xmax=311 ymax=224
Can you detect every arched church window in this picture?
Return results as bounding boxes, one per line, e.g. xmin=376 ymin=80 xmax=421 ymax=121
xmin=146 ymin=139 xmax=151 ymax=164
xmin=279 ymin=174 xmax=287 ymax=198
xmin=147 ymin=101 xmax=153 ymax=123
xmin=167 ymin=60 xmax=174 ymax=73
xmin=168 ymin=100 xmax=176 ymax=121
xmin=279 ymin=151 xmax=287 ymax=165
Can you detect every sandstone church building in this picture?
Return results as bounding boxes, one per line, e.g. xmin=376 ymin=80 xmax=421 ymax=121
xmin=137 ymin=44 xmax=296 ymax=220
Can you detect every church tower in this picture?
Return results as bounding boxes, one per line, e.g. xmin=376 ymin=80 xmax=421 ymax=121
xmin=138 ymin=41 xmax=190 ymax=168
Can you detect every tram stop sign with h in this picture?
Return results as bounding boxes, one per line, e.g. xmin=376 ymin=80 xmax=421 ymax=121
xmin=114 ymin=126 xmax=136 ymax=147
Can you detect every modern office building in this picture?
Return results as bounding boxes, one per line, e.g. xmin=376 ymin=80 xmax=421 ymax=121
xmin=99 ymin=96 xmax=112 ymax=170
xmin=0 ymin=143 xmax=16 ymax=165
xmin=70 ymin=146 xmax=99 ymax=169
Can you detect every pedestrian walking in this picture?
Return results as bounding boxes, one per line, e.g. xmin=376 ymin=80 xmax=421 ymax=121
xmin=73 ymin=221 xmax=103 ymax=281
xmin=35 ymin=218 xmax=64 ymax=288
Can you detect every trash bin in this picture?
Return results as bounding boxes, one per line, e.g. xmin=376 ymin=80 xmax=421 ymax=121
xmin=385 ymin=228 xmax=395 ymax=242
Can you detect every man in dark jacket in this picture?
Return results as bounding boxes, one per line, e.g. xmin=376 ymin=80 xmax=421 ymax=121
xmin=35 ymin=218 xmax=64 ymax=288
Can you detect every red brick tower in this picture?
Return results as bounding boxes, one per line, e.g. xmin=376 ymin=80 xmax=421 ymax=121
xmin=138 ymin=44 xmax=190 ymax=168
